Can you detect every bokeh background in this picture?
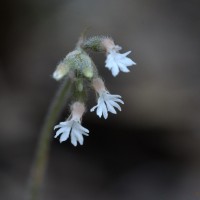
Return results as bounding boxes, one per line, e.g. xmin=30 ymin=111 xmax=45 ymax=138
xmin=1 ymin=0 xmax=200 ymax=199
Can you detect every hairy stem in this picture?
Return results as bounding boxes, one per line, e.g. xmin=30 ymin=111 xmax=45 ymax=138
xmin=28 ymin=77 xmax=73 ymax=200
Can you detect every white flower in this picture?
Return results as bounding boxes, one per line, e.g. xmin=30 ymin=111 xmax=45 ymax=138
xmin=105 ymin=49 xmax=136 ymax=77
xmin=54 ymin=102 xmax=89 ymax=146
xmin=54 ymin=120 xmax=89 ymax=146
xmin=90 ymin=91 xmax=124 ymax=119
xmin=101 ymin=38 xmax=136 ymax=76
xmin=91 ymin=78 xmax=124 ymax=119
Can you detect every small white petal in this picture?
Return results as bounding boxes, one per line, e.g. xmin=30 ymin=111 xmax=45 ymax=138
xmin=71 ymin=134 xmax=77 ymax=146
xmin=96 ymin=104 xmax=103 ymax=118
xmin=60 ymin=130 xmax=70 ymax=143
xmin=111 ymin=65 xmax=120 ymax=77
xmin=54 ymin=121 xmax=68 ymax=130
xmin=105 ymin=101 xmax=117 ymax=114
xmin=118 ymin=63 xmax=130 ymax=72
xmin=111 ymin=98 xmax=124 ymax=104
xmin=107 ymin=94 xmax=122 ymax=99
xmin=90 ymin=105 xmax=98 ymax=112
xmin=109 ymin=100 xmax=122 ymax=111
xmin=60 ymin=122 xmax=68 ymax=125
xmin=73 ymin=129 xmax=84 ymax=145
xmin=122 ymin=51 xmax=131 ymax=57
xmin=54 ymin=124 xmax=62 ymax=130
xmin=55 ymin=127 xmax=66 ymax=138
xmin=102 ymin=102 xmax=108 ymax=119
xmin=123 ymin=57 xmax=136 ymax=66
xmin=76 ymin=123 xmax=89 ymax=134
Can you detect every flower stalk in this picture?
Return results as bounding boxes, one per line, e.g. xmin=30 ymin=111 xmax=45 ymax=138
xmin=28 ymin=77 xmax=73 ymax=200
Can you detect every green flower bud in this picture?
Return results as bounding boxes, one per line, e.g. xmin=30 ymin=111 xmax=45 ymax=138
xmin=77 ymin=80 xmax=83 ymax=92
xmin=53 ymin=62 xmax=70 ymax=81
xmin=82 ymin=36 xmax=109 ymax=52
xmin=82 ymin=66 xmax=93 ymax=78
xmin=65 ymin=49 xmax=94 ymax=79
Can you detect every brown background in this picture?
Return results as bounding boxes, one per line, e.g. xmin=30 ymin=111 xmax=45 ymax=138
xmin=0 ymin=0 xmax=200 ymax=199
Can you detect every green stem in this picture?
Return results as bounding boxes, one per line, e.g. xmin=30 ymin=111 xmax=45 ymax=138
xmin=28 ymin=77 xmax=73 ymax=200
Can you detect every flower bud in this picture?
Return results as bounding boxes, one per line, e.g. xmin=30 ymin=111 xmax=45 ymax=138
xmin=53 ymin=62 xmax=70 ymax=81
xmin=66 ymin=50 xmax=94 ymax=79
xmin=82 ymin=36 xmax=108 ymax=52
xmin=82 ymin=66 xmax=93 ymax=78
xmin=77 ymin=80 xmax=83 ymax=92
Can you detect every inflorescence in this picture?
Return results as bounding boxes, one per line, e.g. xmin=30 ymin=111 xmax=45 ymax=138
xmin=53 ymin=35 xmax=136 ymax=146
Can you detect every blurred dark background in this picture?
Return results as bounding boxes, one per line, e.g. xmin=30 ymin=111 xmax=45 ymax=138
xmin=0 ymin=0 xmax=200 ymax=199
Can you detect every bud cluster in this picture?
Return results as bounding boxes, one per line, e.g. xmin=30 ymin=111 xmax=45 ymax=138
xmin=53 ymin=34 xmax=136 ymax=146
